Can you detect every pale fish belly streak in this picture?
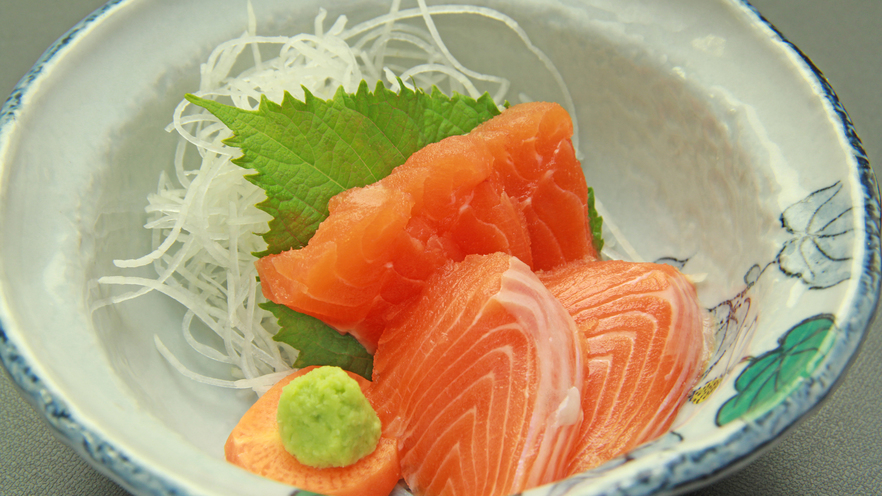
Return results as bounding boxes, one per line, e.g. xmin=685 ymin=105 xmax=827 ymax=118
xmin=494 ymin=257 xmax=583 ymax=489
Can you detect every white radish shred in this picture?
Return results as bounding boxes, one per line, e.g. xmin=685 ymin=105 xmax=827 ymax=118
xmin=594 ymin=196 xmax=646 ymax=263
xmin=96 ymin=1 xmax=615 ymax=396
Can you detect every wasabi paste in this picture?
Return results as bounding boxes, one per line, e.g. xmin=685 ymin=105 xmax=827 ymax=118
xmin=277 ymin=366 xmax=381 ymax=468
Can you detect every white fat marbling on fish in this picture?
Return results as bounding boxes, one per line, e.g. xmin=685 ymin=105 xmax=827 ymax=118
xmin=555 ymin=386 xmax=583 ymax=428
xmin=494 ymin=257 xmax=582 ymax=489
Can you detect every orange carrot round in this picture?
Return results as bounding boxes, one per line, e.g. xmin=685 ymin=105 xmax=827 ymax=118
xmin=225 ymin=366 xmax=401 ymax=496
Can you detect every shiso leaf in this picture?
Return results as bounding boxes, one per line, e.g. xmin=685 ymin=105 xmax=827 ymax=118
xmin=186 ymin=80 xmax=500 ymax=257
xmin=587 ymin=187 xmax=604 ymax=253
xmin=262 ymin=302 xmax=374 ymax=381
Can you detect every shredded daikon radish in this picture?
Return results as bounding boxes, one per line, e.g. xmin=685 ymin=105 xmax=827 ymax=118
xmin=97 ymin=1 xmax=594 ymax=396
xmin=594 ymin=196 xmax=646 ymax=263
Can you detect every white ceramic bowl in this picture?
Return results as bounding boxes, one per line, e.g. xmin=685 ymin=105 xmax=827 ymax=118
xmin=1 ymin=1 xmax=879 ymax=495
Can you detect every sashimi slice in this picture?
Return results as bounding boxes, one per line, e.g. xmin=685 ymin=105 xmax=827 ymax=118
xmin=473 ymin=101 xmax=598 ymax=268
xmin=538 ymin=259 xmax=706 ymax=474
xmin=368 ymin=253 xmax=583 ymax=496
xmin=257 ymin=102 xmax=597 ymax=352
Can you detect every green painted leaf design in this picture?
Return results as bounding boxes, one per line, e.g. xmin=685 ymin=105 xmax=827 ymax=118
xmin=262 ymin=302 xmax=373 ymax=380
xmin=716 ymin=314 xmax=836 ymax=425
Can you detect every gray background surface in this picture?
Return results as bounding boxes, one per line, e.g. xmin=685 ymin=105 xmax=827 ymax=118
xmin=1 ymin=1 xmax=880 ymax=495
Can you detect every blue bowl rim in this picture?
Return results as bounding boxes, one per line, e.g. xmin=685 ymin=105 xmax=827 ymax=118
xmin=0 ymin=1 xmax=879 ymax=495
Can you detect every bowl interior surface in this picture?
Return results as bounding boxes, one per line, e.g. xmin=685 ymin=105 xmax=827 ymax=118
xmin=0 ymin=0 xmax=876 ymax=495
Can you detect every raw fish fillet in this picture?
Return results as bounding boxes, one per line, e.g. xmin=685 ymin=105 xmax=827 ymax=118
xmin=538 ymin=259 xmax=706 ymax=474
xmin=368 ymin=253 xmax=583 ymax=496
xmin=472 ymin=101 xmax=597 ymax=269
xmin=257 ymin=102 xmax=598 ymax=352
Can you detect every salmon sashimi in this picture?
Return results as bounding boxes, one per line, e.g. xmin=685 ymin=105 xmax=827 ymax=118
xmin=257 ymin=102 xmax=598 ymax=352
xmin=368 ymin=253 xmax=583 ymax=496
xmin=538 ymin=259 xmax=707 ymax=474
xmin=472 ymin=101 xmax=598 ymax=268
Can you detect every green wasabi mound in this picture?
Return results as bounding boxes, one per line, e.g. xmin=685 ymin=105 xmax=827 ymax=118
xmin=277 ymin=366 xmax=381 ymax=468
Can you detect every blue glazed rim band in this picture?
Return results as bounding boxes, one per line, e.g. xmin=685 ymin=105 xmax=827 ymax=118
xmin=0 ymin=1 xmax=879 ymax=495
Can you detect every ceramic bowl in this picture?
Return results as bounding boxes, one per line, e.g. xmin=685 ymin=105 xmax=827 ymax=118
xmin=1 ymin=0 xmax=879 ymax=495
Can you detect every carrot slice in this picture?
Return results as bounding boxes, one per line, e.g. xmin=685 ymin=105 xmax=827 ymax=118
xmin=225 ymin=366 xmax=401 ymax=496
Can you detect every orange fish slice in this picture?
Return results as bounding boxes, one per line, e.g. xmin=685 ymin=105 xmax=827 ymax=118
xmin=368 ymin=252 xmax=583 ymax=496
xmin=472 ymin=101 xmax=597 ymax=269
xmin=538 ymin=259 xmax=706 ymax=474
